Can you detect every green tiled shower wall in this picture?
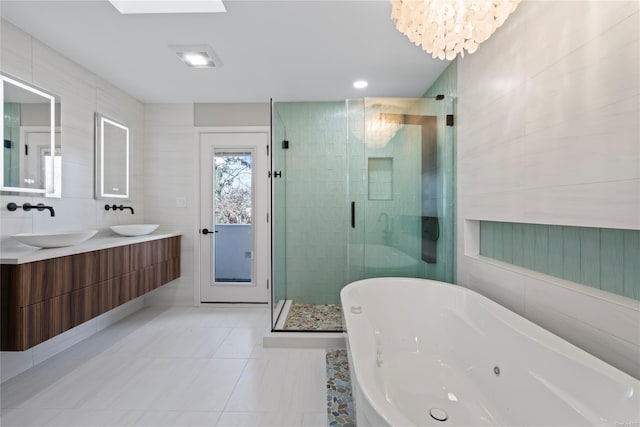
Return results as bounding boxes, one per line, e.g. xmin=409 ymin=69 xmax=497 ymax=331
xmin=273 ymin=102 xmax=349 ymax=305
xmin=479 ymin=221 xmax=640 ymax=300
xmin=273 ymin=94 xmax=458 ymax=306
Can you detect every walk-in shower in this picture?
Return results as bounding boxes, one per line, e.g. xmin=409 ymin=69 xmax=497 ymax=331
xmin=271 ymin=97 xmax=455 ymax=331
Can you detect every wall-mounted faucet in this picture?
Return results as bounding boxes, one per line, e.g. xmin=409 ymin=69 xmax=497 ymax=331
xmin=105 ymin=204 xmax=134 ymax=214
xmin=7 ymin=202 xmax=55 ymax=217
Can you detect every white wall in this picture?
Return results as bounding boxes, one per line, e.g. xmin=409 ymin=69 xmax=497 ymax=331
xmin=0 ymin=19 xmax=146 ymax=382
xmin=142 ymin=103 xmax=270 ymax=306
xmin=456 ymin=1 xmax=640 ymax=377
xmin=142 ymin=104 xmax=196 ymax=306
xmin=0 ymin=19 xmax=145 ymax=242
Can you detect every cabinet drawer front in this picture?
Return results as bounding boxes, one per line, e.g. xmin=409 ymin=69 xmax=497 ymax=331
xmin=22 ymin=296 xmax=67 ymax=350
xmin=20 ymin=259 xmax=65 ymax=306
xmin=59 ymin=252 xmax=101 ymax=291
xmin=99 ymin=246 xmax=131 ymax=280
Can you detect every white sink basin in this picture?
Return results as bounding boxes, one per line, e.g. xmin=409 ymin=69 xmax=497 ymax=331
xmin=110 ymin=224 xmax=159 ymax=237
xmin=12 ymin=230 xmax=98 ymax=248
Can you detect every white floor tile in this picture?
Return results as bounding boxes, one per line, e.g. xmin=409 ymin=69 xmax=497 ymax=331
xmin=215 ymin=412 xmax=303 ymax=427
xmin=0 ymin=408 xmax=63 ymax=427
xmin=213 ymin=328 xmax=262 ymax=359
xmin=125 ymin=325 xmax=232 ymax=358
xmin=134 ymin=410 xmax=221 ymax=426
xmin=44 ymin=409 xmax=143 ymax=426
xmin=0 ymin=307 xmax=327 ymax=427
xmin=302 ymin=412 xmax=327 ymax=427
xmin=224 ymin=349 xmax=326 ymax=413
xmin=17 ymin=355 xmax=148 ymax=410
xmin=149 ymin=358 xmax=247 ymax=411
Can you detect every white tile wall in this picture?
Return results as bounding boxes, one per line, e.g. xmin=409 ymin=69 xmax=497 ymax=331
xmin=142 ymin=104 xmax=271 ymax=307
xmin=456 ymin=1 xmax=640 ymax=377
xmin=142 ymin=104 xmax=196 ymax=306
xmin=0 ymin=19 xmax=146 ymax=379
xmin=0 ymin=19 xmax=145 ymax=244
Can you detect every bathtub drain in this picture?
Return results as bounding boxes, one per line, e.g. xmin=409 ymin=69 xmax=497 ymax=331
xmin=429 ymin=408 xmax=448 ymax=422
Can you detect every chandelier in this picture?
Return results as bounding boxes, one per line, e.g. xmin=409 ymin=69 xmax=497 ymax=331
xmin=350 ymin=104 xmax=404 ymax=148
xmin=390 ymin=0 xmax=521 ymax=60
xmin=365 ymin=105 xmax=404 ymax=148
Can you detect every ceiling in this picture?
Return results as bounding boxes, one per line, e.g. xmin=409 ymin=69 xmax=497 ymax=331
xmin=0 ymin=1 xmax=450 ymax=104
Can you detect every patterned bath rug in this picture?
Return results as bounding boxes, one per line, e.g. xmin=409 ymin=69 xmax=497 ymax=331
xmin=283 ymin=303 xmax=344 ymax=331
xmin=326 ymin=349 xmax=356 ymax=427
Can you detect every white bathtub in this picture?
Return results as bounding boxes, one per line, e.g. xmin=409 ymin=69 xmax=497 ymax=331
xmin=341 ymin=277 xmax=640 ymax=426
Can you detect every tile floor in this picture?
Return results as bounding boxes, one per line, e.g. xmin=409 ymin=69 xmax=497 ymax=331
xmin=0 ymin=306 xmax=327 ymax=426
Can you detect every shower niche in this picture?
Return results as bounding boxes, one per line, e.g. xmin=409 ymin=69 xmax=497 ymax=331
xmin=271 ymin=97 xmax=455 ymax=332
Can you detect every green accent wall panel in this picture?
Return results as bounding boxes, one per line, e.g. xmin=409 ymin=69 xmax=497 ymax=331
xmin=562 ymin=227 xmax=582 ymax=283
xmin=493 ymin=222 xmax=504 ymax=261
xmin=534 ymin=224 xmax=549 ymax=275
xmin=479 ymin=221 xmax=639 ymax=301
xmin=511 ymin=223 xmax=524 ymax=267
xmin=580 ymin=227 xmax=601 ymax=289
xmin=548 ymin=225 xmax=564 ymax=278
xmin=480 ymin=221 xmax=492 ymax=258
xmin=623 ymin=231 xmax=640 ymax=300
xmin=522 ymin=224 xmax=536 ymax=271
xmin=601 ymin=229 xmax=624 ymax=296
xmin=501 ymin=222 xmax=513 ymax=264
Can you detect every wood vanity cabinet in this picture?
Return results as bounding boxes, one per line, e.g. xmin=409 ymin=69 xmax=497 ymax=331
xmin=0 ymin=236 xmax=181 ymax=351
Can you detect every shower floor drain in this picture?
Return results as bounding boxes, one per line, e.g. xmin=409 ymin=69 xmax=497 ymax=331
xmin=430 ymin=408 xmax=448 ymax=422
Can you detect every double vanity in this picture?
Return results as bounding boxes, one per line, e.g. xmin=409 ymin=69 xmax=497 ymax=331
xmin=0 ymin=232 xmax=181 ymax=351
xmin=0 ymin=71 xmax=181 ymax=352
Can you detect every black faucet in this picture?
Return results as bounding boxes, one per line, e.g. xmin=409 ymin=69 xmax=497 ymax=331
xmin=105 ymin=204 xmax=134 ymax=214
xmin=7 ymin=202 xmax=56 ymax=217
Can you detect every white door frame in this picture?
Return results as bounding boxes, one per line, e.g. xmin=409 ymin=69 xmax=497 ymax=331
xmin=193 ymin=126 xmax=270 ymax=306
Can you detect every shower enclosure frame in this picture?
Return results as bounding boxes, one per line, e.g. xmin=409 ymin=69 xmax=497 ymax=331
xmin=269 ymin=96 xmax=456 ymax=333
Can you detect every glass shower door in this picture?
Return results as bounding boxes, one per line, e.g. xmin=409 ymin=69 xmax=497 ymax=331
xmin=271 ymin=101 xmax=349 ymax=331
xmin=347 ymin=96 xmax=455 ymax=283
xmin=271 ymin=96 xmax=456 ymax=332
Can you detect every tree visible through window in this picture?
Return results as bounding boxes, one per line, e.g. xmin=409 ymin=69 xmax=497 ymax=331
xmin=215 ymin=152 xmax=252 ymax=224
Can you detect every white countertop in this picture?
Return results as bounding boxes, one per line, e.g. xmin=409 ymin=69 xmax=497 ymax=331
xmin=0 ymin=232 xmax=182 ymax=265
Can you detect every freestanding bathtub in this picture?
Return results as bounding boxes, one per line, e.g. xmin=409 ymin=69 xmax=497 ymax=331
xmin=341 ymin=277 xmax=640 ymax=426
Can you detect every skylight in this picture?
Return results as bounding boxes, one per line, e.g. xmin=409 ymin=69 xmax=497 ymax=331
xmin=109 ymin=0 xmax=226 ymax=14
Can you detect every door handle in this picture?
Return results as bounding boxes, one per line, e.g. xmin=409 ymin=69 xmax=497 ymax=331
xmin=351 ymin=202 xmax=355 ymax=229
xmin=201 ymin=228 xmax=218 ymax=235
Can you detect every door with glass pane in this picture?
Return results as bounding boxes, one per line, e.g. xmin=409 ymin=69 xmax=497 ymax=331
xmin=200 ymin=132 xmax=269 ymax=303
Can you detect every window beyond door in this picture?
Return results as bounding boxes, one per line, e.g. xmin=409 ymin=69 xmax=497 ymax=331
xmin=214 ymin=151 xmax=253 ymax=283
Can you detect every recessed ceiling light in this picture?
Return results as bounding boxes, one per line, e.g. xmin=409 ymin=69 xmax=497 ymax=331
xmin=170 ymin=45 xmax=221 ymax=68
xmin=182 ymin=53 xmax=212 ymax=67
xmin=353 ymin=80 xmax=368 ymax=89
xmin=109 ymin=0 xmax=226 ymax=14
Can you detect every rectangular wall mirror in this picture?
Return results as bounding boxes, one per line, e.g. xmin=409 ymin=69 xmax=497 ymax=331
xmin=1 ymin=74 xmax=61 ymax=197
xmin=95 ymin=113 xmax=129 ymax=199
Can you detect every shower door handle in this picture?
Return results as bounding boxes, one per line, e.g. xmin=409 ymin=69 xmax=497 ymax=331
xmin=351 ymin=202 xmax=355 ymax=229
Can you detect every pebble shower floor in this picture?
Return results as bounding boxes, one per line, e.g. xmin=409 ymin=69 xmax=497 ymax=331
xmin=284 ymin=304 xmax=345 ymax=331
xmin=326 ymin=349 xmax=355 ymax=426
